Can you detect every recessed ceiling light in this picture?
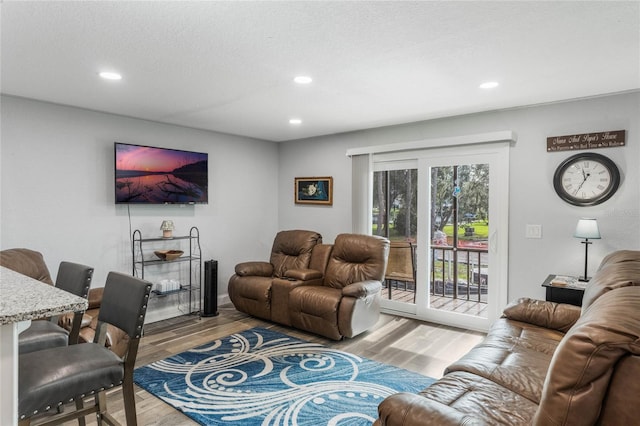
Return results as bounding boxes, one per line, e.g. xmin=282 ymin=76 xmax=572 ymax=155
xmin=294 ymin=76 xmax=313 ymax=84
xmin=479 ymin=81 xmax=499 ymax=89
xmin=289 ymin=118 xmax=302 ymax=125
xmin=99 ymin=71 xmax=122 ymax=80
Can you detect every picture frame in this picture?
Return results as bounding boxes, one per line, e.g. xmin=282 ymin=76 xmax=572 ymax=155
xmin=294 ymin=176 xmax=333 ymax=205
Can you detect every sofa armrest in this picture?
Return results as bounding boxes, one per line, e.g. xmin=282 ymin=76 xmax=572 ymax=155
xmin=284 ymin=268 xmax=323 ymax=281
xmin=375 ymin=392 xmax=485 ymax=426
xmin=502 ymin=297 xmax=581 ymax=333
xmin=343 ymin=280 xmax=382 ymax=298
xmin=235 ymin=261 xmax=273 ymax=277
xmin=88 ymin=287 xmax=103 ymax=309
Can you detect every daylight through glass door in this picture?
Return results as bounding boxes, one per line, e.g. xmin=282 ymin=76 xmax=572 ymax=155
xmin=429 ymin=164 xmax=489 ymax=318
xmin=373 ymin=162 xmax=491 ymax=319
xmin=373 ymin=168 xmax=418 ymax=304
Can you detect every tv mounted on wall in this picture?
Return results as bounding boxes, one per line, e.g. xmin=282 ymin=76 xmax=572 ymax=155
xmin=115 ymin=142 xmax=208 ymax=204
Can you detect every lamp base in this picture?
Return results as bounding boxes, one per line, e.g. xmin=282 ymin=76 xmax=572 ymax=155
xmin=579 ymin=239 xmax=593 ymax=285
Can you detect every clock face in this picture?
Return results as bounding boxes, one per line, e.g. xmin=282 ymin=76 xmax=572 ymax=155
xmin=553 ymin=153 xmax=620 ymax=206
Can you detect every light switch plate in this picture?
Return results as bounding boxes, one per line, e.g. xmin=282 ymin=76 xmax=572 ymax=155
xmin=526 ymin=224 xmax=542 ymax=239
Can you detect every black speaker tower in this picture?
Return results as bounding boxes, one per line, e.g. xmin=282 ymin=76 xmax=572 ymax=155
xmin=203 ymin=260 xmax=219 ymax=317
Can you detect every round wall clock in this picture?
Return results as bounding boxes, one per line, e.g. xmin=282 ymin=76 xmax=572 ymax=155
xmin=553 ymin=152 xmax=620 ymax=206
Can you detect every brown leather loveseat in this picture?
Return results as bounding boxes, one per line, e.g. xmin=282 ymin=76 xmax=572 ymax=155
xmin=375 ymin=250 xmax=640 ymax=425
xmin=229 ymin=230 xmax=390 ymax=340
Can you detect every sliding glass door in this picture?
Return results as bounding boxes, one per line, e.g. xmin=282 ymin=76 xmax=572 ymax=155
xmin=372 ymin=161 xmax=418 ymax=306
xmin=374 ymin=144 xmax=509 ymax=331
xmin=426 ymin=162 xmax=490 ymax=319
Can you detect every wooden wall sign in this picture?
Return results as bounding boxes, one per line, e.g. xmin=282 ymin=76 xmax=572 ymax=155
xmin=547 ymin=130 xmax=625 ymax=152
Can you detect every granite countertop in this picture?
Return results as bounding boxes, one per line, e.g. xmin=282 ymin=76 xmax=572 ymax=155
xmin=0 ymin=266 xmax=88 ymax=325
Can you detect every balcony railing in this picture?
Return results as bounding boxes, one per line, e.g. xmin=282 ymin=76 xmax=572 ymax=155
xmin=430 ymin=245 xmax=488 ymax=303
xmin=383 ymin=242 xmax=489 ymax=304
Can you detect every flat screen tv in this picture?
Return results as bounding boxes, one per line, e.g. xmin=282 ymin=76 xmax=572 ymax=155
xmin=115 ymin=142 xmax=208 ymax=204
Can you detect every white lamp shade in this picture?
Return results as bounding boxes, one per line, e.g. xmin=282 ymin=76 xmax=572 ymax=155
xmin=574 ymin=218 xmax=601 ymax=239
xmin=160 ymin=220 xmax=175 ymax=231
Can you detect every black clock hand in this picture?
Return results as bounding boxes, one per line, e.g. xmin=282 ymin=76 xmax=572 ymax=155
xmin=573 ymin=181 xmax=585 ymax=195
xmin=573 ymin=172 xmax=591 ymax=196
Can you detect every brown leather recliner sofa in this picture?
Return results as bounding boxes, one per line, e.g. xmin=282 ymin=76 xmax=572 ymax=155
xmin=229 ymin=230 xmax=390 ymax=340
xmin=375 ymin=249 xmax=640 ymax=426
xmin=0 ymin=248 xmax=129 ymax=357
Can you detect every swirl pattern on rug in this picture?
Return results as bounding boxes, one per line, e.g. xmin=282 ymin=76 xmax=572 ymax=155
xmin=134 ymin=327 xmax=435 ymax=425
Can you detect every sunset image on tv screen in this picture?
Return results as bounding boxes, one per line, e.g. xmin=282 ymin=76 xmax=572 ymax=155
xmin=115 ymin=143 xmax=208 ymax=204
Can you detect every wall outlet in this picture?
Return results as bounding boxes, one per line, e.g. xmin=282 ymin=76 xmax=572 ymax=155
xmin=526 ymin=224 xmax=542 ymax=239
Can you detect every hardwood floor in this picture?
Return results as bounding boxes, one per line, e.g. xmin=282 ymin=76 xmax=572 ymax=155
xmin=55 ymin=304 xmax=485 ymax=425
xmin=430 ymin=294 xmax=489 ymax=317
xmin=383 ymin=287 xmax=489 ymax=317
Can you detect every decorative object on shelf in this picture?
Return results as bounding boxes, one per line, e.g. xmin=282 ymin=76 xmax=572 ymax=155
xmin=553 ymin=152 xmax=620 ymax=206
xmin=574 ymin=218 xmax=601 ymax=282
xmin=548 ymin=275 xmax=584 ymax=288
xmin=160 ymin=220 xmax=175 ymax=238
xmin=155 ymin=279 xmax=181 ymax=294
xmin=154 ymin=249 xmax=184 ymax=261
xmin=294 ymin=176 xmax=333 ymax=205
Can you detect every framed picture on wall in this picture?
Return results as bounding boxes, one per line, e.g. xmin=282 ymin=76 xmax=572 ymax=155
xmin=294 ymin=177 xmax=333 ymax=205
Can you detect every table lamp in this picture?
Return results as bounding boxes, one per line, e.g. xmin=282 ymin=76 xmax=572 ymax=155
xmin=574 ymin=218 xmax=600 ymax=282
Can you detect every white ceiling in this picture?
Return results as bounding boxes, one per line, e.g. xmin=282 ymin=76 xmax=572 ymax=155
xmin=2 ymin=1 xmax=639 ymax=142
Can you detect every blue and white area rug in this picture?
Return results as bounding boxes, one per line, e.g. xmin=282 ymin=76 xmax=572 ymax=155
xmin=134 ymin=327 xmax=435 ymax=425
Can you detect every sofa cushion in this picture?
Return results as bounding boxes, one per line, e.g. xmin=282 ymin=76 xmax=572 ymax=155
xmin=581 ymin=249 xmax=640 ymax=311
xmin=445 ymin=318 xmax=562 ymax=404
xmin=418 ymin=371 xmax=539 ymax=425
xmin=597 ymin=249 xmax=640 ymax=271
xmin=503 ymin=298 xmax=581 ymax=333
xmin=270 ymin=230 xmax=322 ymax=278
xmin=484 ymin=319 xmax=565 ymax=356
xmin=290 ymin=286 xmax=342 ymax=340
xmin=534 ymin=286 xmax=640 ymax=426
xmin=375 ymin=391 xmax=481 ymax=426
xmin=0 ymin=248 xmax=54 ymax=285
xmin=323 ymin=234 xmax=389 ymax=289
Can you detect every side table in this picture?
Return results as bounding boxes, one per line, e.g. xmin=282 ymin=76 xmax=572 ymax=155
xmin=541 ymin=274 xmax=586 ymax=307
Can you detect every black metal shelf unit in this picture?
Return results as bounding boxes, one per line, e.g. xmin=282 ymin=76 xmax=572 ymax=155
xmin=132 ymin=226 xmax=201 ymax=315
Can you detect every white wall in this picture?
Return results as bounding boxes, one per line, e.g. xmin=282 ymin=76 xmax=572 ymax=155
xmin=278 ymin=92 xmax=640 ymax=302
xmin=2 ymin=93 xmax=638 ymax=316
xmin=1 ymin=96 xmax=280 ymax=320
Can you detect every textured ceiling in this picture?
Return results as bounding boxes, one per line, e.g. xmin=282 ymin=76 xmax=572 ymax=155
xmin=2 ymin=1 xmax=639 ymax=142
